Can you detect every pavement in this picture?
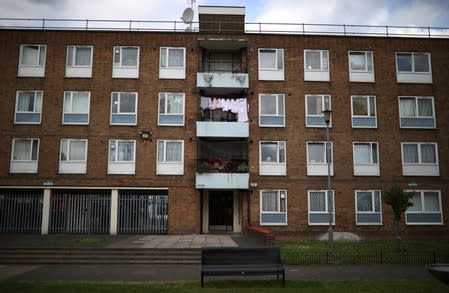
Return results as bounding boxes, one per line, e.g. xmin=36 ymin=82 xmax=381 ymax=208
xmin=0 ymin=234 xmax=438 ymax=283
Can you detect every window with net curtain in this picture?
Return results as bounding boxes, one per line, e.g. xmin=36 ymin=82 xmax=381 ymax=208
xmin=13 ymin=139 xmax=39 ymax=161
xmin=261 ymin=190 xmax=286 ymax=213
xmin=399 ymin=97 xmax=433 ymax=117
xmin=308 ymin=142 xmax=332 ymax=164
xmin=16 ymin=91 xmax=42 ymax=113
xmin=408 ymin=191 xmax=440 ymax=212
xmin=356 ymin=191 xmax=380 ymax=212
xmin=349 ymin=51 xmax=373 ymax=72
xmin=109 ymin=140 xmax=134 ymax=162
xmin=259 ymin=49 xmax=283 ymax=70
xmin=309 ymin=191 xmax=333 ymax=212
xmin=261 ymin=142 xmax=285 ymax=163
xmin=67 ymin=46 xmax=92 ymax=66
xmin=354 ymin=143 xmax=378 ymax=164
xmin=20 ymin=45 xmax=45 ymax=66
xmin=158 ymin=141 xmax=183 ymax=162
xmin=60 ymin=139 xmax=86 ymax=161
xmin=403 ymin=143 xmax=436 ymax=164
xmin=305 ymin=50 xmax=328 ymax=71
xmin=159 ymin=93 xmax=184 ymax=125
xmin=160 ymin=48 xmax=184 ymax=68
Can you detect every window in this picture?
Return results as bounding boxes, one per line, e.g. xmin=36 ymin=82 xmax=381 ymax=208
xmin=355 ymin=190 xmax=382 ymax=225
xmin=112 ymin=46 xmax=139 ymax=78
xmin=259 ymin=141 xmax=286 ymax=176
xmin=59 ymin=139 xmax=87 ymax=174
xmin=305 ymin=95 xmax=331 ymax=127
xmin=110 ymin=92 xmax=137 ymax=125
xmin=406 ymin=190 xmax=442 ymax=225
xmin=399 ymin=96 xmax=435 ymax=128
xmin=18 ymin=44 xmax=46 ymax=77
xmin=308 ymin=190 xmax=335 ymax=225
xmin=66 ymin=45 xmax=93 ymax=78
xmin=348 ymin=51 xmax=374 ymax=82
xmin=259 ymin=94 xmax=285 ymax=127
xmin=395 ymin=52 xmax=432 ymax=83
xmin=14 ymin=90 xmax=42 ymax=124
xmin=260 ymin=190 xmax=287 ymax=225
xmin=159 ymin=47 xmax=186 ymax=79
xmin=351 ymin=95 xmax=377 ymax=128
xmin=401 ymin=142 xmax=439 ymax=176
xmin=258 ymin=49 xmax=284 ymax=80
xmin=156 ymin=140 xmax=184 ymax=175
xmin=307 ymin=141 xmax=333 ymax=176
xmin=108 ymin=139 xmax=135 ymax=174
xmin=10 ymin=138 xmax=39 ymax=173
xmin=353 ymin=142 xmax=380 ymax=176
xmin=304 ymin=50 xmax=329 ymax=81
xmin=158 ymin=93 xmax=185 ymax=126
xmin=63 ymin=91 xmax=90 ymax=124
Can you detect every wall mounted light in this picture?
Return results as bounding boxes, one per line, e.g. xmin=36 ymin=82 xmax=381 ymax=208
xmin=139 ymin=130 xmax=152 ymax=140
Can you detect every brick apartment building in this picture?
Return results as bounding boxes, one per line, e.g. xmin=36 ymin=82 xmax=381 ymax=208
xmin=0 ymin=6 xmax=448 ymax=239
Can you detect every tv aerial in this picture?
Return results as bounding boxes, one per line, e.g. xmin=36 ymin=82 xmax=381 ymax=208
xmin=181 ymin=0 xmax=195 ymax=31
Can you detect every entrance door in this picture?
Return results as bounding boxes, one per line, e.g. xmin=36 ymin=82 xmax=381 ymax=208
xmin=209 ymin=191 xmax=233 ymax=232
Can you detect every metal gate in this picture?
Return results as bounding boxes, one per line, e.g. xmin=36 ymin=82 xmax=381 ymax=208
xmin=118 ymin=191 xmax=168 ymax=234
xmin=49 ymin=191 xmax=111 ymax=234
xmin=0 ymin=190 xmax=43 ymax=233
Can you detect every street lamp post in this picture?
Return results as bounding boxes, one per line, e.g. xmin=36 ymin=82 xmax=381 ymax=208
xmin=322 ymin=109 xmax=334 ymax=256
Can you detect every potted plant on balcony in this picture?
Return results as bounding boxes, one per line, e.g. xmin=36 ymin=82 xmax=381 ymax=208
xmin=197 ymin=161 xmax=212 ymax=174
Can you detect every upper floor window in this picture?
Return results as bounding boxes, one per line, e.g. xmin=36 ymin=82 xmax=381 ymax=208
xmin=259 ymin=141 xmax=286 ymax=176
xmin=259 ymin=94 xmax=285 ymax=127
xmin=66 ymin=45 xmax=93 ymax=78
xmin=401 ymin=142 xmax=439 ymax=176
xmin=399 ymin=96 xmax=435 ymax=128
xmin=351 ymin=95 xmax=377 ymax=128
xmin=112 ymin=46 xmax=139 ymax=78
xmin=406 ymin=190 xmax=442 ymax=225
xmin=18 ymin=45 xmax=46 ymax=77
xmin=63 ymin=91 xmax=90 ymax=125
xmin=10 ymin=138 xmax=39 ymax=173
xmin=158 ymin=92 xmax=185 ymax=126
xmin=353 ymin=142 xmax=380 ymax=176
xmin=260 ymin=190 xmax=287 ymax=225
xmin=304 ymin=49 xmax=329 ymax=81
xmin=108 ymin=139 xmax=135 ymax=174
xmin=159 ymin=47 xmax=186 ymax=79
xmin=59 ymin=138 xmax=87 ymax=174
xmin=305 ymin=94 xmax=331 ymax=127
xmin=348 ymin=51 xmax=374 ymax=82
xmin=156 ymin=140 xmax=184 ymax=175
xmin=258 ymin=49 xmax=284 ymax=81
xmin=307 ymin=141 xmax=333 ymax=176
xmin=14 ymin=90 xmax=42 ymax=124
xmin=308 ymin=190 xmax=335 ymax=225
xmin=355 ymin=190 xmax=382 ymax=225
xmin=395 ymin=52 xmax=432 ymax=83
xmin=110 ymin=92 xmax=137 ymax=125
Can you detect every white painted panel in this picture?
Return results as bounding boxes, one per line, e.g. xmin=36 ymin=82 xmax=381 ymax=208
xmin=108 ymin=162 xmax=135 ymax=174
xmin=159 ymin=68 xmax=185 ymax=79
xmin=10 ymin=161 xmax=38 ymax=173
xmin=18 ymin=66 xmax=45 ymax=77
xmin=402 ymin=165 xmax=439 ymax=176
xmin=66 ymin=66 xmax=92 ymax=78
xmin=304 ymin=71 xmax=330 ymax=81
xmin=354 ymin=164 xmax=380 ymax=176
xmin=258 ymin=69 xmax=284 ymax=81
xmin=259 ymin=163 xmax=286 ymax=176
xmin=157 ymin=162 xmax=184 ymax=175
xmin=112 ymin=67 xmax=139 ymax=78
xmin=349 ymin=71 xmax=375 ymax=82
xmin=397 ymin=72 xmax=432 ymax=83
xmin=307 ymin=163 xmax=334 ymax=176
xmin=59 ymin=162 xmax=87 ymax=174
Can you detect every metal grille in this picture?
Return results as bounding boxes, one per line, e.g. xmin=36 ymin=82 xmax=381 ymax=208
xmin=0 ymin=190 xmax=43 ymax=233
xmin=49 ymin=191 xmax=111 ymax=234
xmin=118 ymin=191 xmax=168 ymax=234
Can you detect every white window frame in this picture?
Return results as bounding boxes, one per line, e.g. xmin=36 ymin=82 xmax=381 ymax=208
xmin=395 ymin=52 xmax=432 ymax=83
xmin=398 ymin=96 xmax=436 ymax=129
xmin=158 ymin=92 xmax=185 ymax=126
xmin=260 ymin=190 xmax=287 ymax=226
xmin=259 ymin=141 xmax=286 ymax=176
xmin=112 ymin=46 xmax=140 ymax=78
xmin=405 ymin=190 xmax=443 ymax=225
xmin=355 ymin=190 xmax=382 ymax=225
xmin=352 ymin=142 xmax=380 ymax=176
xmin=308 ymin=190 xmax=335 ymax=225
xmin=10 ymin=138 xmax=39 ymax=173
xmin=108 ymin=139 xmax=136 ymax=175
xmin=59 ymin=138 xmax=88 ymax=174
xmin=258 ymin=48 xmax=284 ymax=81
xmin=156 ymin=140 xmax=184 ymax=175
xmin=159 ymin=47 xmax=186 ymax=79
xmin=65 ymin=45 xmax=93 ymax=78
xmin=351 ymin=95 xmax=377 ymax=128
xmin=110 ymin=92 xmax=138 ymax=125
xmin=305 ymin=94 xmax=331 ymax=127
xmin=18 ymin=44 xmax=46 ymax=77
xmin=62 ymin=91 xmax=90 ymax=125
xmin=259 ymin=94 xmax=285 ymax=127
xmin=306 ymin=141 xmax=334 ymax=176
xmin=304 ymin=49 xmax=329 ymax=81
xmin=348 ymin=51 xmax=374 ymax=82
xmin=14 ymin=90 xmax=43 ymax=124
xmin=401 ymin=142 xmax=439 ymax=176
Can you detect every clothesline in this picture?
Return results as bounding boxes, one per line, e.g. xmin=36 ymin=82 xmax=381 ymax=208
xmin=200 ymin=96 xmax=249 ymax=122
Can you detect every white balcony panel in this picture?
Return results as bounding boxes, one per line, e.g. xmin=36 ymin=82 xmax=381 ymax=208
xmin=108 ymin=162 xmax=135 ymax=174
xmin=196 ymin=121 xmax=249 ymax=137
xmin=260 ymin=163 xmax=286 ymax=176
xmin=197 ymin=72 xmax=249 ymax=88
xmin=196 ymin=173 xmax=249 ymax=189
xmin=112 ymin=67 xmax=139 ymax=78
xmin=10 ymin=161 xmax=38 ymax=173
xmin=349 ymin=71 xmax=375 ymax=82
xmin=307 ymin=163 xmax=334 ymax=176
xmin=18 ymin=66 xmax=45 ymax=77
xmin=304 ymin=71 xmax=329 ymax=81
xmin=66 ymin=66 xmax=92 ymax=78
xmin=354 ymin=164 xmax=380 ymax=176
xmin=396 ymin=72 xmax=432 ymax=83
xmin=157 ymin=162 xmax=184 ymax=175
xmin=402 ymin=165 xmax=439 ymax=176
xmin=59 ymin=162 xmax=87 ymax=174
xmin=258 ymin=70 xmax=284 ymax=81
xmin=160 ymin=68 xmax=185 ymax=79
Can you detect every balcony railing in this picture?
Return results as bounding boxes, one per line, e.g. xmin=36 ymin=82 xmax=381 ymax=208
xmin=197 ymin=159 xmax=248 ymax=174
xmin=199 ymin=61 xmax=247 ymax=73
xmin=2 ymin=18 xmax=449 ymax=38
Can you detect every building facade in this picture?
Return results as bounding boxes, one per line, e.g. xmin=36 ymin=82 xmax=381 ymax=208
xmin=0 ymin=6 xmax=448 ymax=239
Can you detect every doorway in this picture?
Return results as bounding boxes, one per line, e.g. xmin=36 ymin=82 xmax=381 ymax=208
xmin=208 ymin=191 xmax=233 ymax=231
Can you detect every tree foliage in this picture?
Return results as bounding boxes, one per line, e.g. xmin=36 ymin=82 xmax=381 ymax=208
xmin=384 ymin=185 xmax=413 ymax=221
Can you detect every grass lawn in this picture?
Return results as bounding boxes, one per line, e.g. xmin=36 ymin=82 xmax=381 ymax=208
xmin=1 ymin=280 xmax=448 ymax=293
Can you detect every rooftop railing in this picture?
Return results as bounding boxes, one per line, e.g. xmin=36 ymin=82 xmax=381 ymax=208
xmin=1 ymin=17 xmax=449 ymax=38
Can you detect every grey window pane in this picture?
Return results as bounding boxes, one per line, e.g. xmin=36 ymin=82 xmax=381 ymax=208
xmin=157 ymin=141 xmax=165 ymax=162
xmin=374 ymin=191 xmax=380 ymax=212
xmin=67 ymin=46 xmax=74 ymax=66
xmin=121 ymin=47 xmax=138 ymax=66
xmin=408 ymin=193 xmax=422 ymax=211
xmin=72 ymin=92 xmax=88 ymax=113
xmin=109 ymin=140 xmax=116 ymax=161
xmin=418 ymin=98 xmax=433 ymax=116
xmin=424 ymin=192 xmax=440 ymax=212
xmin=75 ymin=47 xmax=91 ymax=66
xmin=308 ymin=143 xmax=324 ymax=163
xmin=118 ymin=141 xmax=134 ymax=161
xmin=60 ymin=140 xmax=68 ymax=161
xmin=168 ymin=48 xmax=184 ymax=67
xmin=160 ymin=48 xmax=167 ymax=67
xmin=22 ymin=46 xmax=39 ymax=65
xmin=69 ymin=140 xmax=86 ymax=161
xmin=357 ymin=192 xmax=373 ymax=212
xmin=414 ymin=53 xmax=429 ymax=72
xmin=307 ymin=96 xmax=322 ymax=115
xmin=397 ymin=53 xmax=412 ymax=71
xmin=262 ymin=191 xmax=278 ymax=212
xmin=353 ymin=96 xmax=368 ymax=116
xmin=166 ymin=142 xmax=182 ymax=161
xmin=305 ymin=51 xmax=321 ymax=70
xmin=261 ymin=95 xmax=277 ymax=115
xmin=421 ymin=144 xmax=436 ymax=163
xmin=403 ymin=144 xmax=418 ymax=163
xmin=400 ymin=98 xmax=416 ymax=117
xmin=261 ymin=143 xmax=277 ymax=162
xmin=14 ymin=139 xmax=31 ymax=160
xmin=119 ymin=93 xmax=136 ymax=113
xmin=354 ymin=144 xmax=370 ymax=163
xmin=159 ymin=93 xmax=166 ymax=114
xmin=260 ymin=50 xmax=276 ymax=69
xmin=310 ymin=192 xmax=326 ymax=212
xmin=277 ymin=50 xmax=283 ymax=69
xmin=350 ymin=52 xmax=366 ymax=71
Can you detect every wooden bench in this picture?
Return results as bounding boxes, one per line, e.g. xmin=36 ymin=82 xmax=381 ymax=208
xmin=200 ymin=247 xmax=285 ymax=287
xmin=246 ymin=225 xmax=275 ymax=246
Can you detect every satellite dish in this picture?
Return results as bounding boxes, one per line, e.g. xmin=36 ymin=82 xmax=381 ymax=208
xmin=181 ymin=7 xmax=194 ymax=23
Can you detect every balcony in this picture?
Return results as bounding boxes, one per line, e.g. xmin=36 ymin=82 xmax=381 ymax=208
xmin=197 ymin=72 xmax=248 ymax=89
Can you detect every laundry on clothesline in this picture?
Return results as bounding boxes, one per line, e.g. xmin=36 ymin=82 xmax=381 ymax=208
xmin=200 ymin=96 xmax=249 ymax=122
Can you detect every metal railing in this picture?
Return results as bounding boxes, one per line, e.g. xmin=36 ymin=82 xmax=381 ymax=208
xmin=1 ymin=17 xmax=449 ymax=38
xmin=0 ymin=190 xmax=43 ymax=233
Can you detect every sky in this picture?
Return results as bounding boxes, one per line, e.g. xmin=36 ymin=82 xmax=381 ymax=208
xmin=1 ymin=0 xmax=449 ymax=28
